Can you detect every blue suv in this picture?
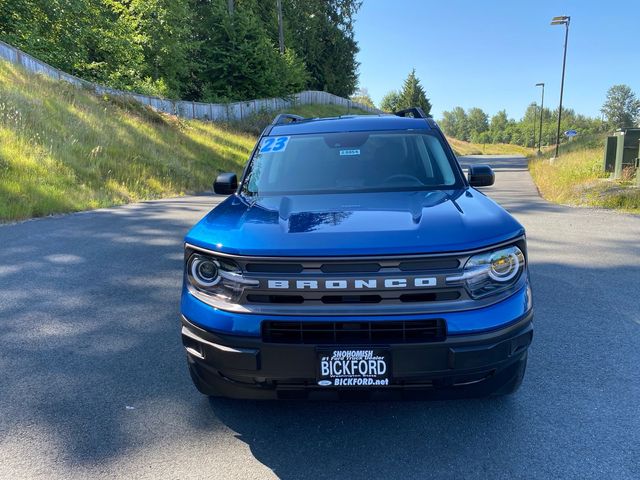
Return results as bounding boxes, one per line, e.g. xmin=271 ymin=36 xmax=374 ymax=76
xmin=180 ymin=108 xmax=533 ymax=399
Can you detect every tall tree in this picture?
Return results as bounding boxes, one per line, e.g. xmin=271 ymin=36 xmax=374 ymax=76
xmin=350 ymin=87 xmax=375 ymax=109
xmin=0 ymin=0 xmax=151 ymax=91
xmin=129 ymin=0 xmax=195 ymax=97
xmin=380 ymin=90 xmax=401 ymax=112
xmin=191 ymin=0 xmax=308 ymax=102
xmin=440 ymin=107 xmax=468 ymax=140
xmin=282 ymin=0 xmax=361 ymax=97
xmin=489 ymin=110 xmax=510 ymax=143
xmin=439 ymin=110 xmax=457 ymax=137
xmin=451 ymin=107 xmax=469 ymax=140
xmin=490 ymin=110 xmax=509 ymax=131
xmin=0 ymin=0 xmax=362 ymax=101
xmin=601 ymin=84 xmax=640 ymax=129
xmin=467 ymin=107 xmax=489 ymax=138
xmin=397 ymin=69 xmax=432 ymax=115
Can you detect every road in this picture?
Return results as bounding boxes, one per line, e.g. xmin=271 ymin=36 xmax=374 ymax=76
xmin=1 ymin=155 xmax=639 ymax=479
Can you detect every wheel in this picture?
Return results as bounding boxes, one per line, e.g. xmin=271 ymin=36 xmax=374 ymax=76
xmin=188 ymin=360 xmax=222 ymax=397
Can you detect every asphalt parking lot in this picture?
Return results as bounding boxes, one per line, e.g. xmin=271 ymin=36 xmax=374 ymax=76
xmin=1 ymin=155 xmax=639 ymax=479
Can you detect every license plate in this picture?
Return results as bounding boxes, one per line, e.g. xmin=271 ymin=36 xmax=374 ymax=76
xmin=316 ymin=348 xmax=391 ymax=387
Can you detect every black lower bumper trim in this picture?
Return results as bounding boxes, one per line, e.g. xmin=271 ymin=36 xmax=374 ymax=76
xmin=181 ymin=311 xmax=533 ymax=399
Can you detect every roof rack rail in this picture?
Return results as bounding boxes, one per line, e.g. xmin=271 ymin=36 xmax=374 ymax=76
xmin=394 ymin=107 xmax=428 ymax=119
xmin=272 ymin=113 xmax=304 ymax=125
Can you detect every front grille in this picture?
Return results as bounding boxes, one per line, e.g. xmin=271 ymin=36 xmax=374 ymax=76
xmin=246 ymin=294 xmax=304 ymax=304
xmin=321 ymin=295 xmax=382 ymax=304
xmin=187 ymin=239 xmax=526 ymax=316
xmin=262 ymin=319 xmax=447 ymax=344
xmin=246 ymin=263 xmax=304 ymax=273
xmin=237 ymin=251 xmax=471 ymax=315
xmin=399 ymin=291 xmax=460 ymax=302
xmin=246 ymin=290 xmax=461 ymax=305
xmin=244 ymin=258 xmax=460 ymax=274
xmin=185 ymin=244 xmax=512 ymax=315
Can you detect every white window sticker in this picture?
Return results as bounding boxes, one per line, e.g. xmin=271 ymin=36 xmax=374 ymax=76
xmin=259 ymin=136 xmax=290 ymax=154
xmin=339 ymin=149 xmax=361 ymax=156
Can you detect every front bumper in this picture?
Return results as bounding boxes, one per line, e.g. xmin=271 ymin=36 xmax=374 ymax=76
xmin=181 ymin=308 xmax=533 ymax=399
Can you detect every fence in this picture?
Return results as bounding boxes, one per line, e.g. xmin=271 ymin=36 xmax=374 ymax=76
xmin=0 ymin=39 xmax=380 ymax=121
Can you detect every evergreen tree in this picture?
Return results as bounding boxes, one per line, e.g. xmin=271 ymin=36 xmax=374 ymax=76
xmin=192 ymin=1 xmax=308 ymax=102
xmin=397 ymin=69 xmax=432 ymax=115
xmin=282 ymin=0 xmax=361 ymax=97
xmin=0 ymin=0 xmax=361 ymax=101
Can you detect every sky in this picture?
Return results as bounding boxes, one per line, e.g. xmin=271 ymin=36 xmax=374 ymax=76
xmin=354 ymin=0 xmax=640 ymax=120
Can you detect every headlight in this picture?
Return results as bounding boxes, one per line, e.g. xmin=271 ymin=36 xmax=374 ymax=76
xmin=446 ymin=245 xmax=525 ymax=299
xmin=186 ymin=252 xmax=258 ymax=305
xmin=190 ymin=255 xmax=221 ymax=287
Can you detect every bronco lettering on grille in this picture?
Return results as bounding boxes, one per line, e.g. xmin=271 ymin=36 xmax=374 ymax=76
xmin=266 ymin=278 xmax=437 ymax=290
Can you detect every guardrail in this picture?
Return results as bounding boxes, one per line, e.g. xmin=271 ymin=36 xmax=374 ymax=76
xmin=0 ymin=39 xmax=380 ymax=121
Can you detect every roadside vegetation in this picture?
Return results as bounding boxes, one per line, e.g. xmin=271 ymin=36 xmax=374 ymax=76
xmin=438 ymin=104 xmax=606 ymax=149
xmin=227 ymin=103 xmax=370 ymax=136
xmin=528 ymin=135 xmax=640 ymax=213
xmin=447 ymin=136 xmax=532 ymax=156
xmin=0 ymin=60 xmax=257 ymax=221
xmin=0 ymin=0 xmax=360 ymax=102
xmin=0 ymin=60 xmax=367 ymax=222
xmin=379 ymin=69 xmax=432 ymax=116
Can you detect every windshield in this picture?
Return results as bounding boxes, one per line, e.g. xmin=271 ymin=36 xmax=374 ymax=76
xmin=242 ymin=130 xmax=461 ymax=195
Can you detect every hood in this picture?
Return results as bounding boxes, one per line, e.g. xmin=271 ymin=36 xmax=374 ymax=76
xmin=185 ymin=189 xmax=524 ymax=256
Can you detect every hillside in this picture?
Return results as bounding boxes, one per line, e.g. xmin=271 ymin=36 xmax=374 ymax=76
xmin=528 ymin=135 xmax=639 ymax=213
xmin=0 ymin=60 xmax=365 ymax=222
xmin=446 ymin=136 xmax=532 ymax=156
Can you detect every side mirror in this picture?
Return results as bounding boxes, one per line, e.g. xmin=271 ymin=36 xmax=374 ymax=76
xmin=467 ymin=164 xmax=495 ymax=187
xmin=213 ymin=172 xmax=238 ymax=195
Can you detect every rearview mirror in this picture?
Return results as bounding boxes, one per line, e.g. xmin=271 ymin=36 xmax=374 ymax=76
xmin=467 ymin=164 xmax=495 ymax=187
xmin=213 ymin=173 xmax=238 ymax=195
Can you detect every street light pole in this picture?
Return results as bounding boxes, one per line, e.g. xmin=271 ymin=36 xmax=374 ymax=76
xmin=551 ymin=16 xmax=570 ymax=158
xmin=536 ymin=82 xmax=545 ymax=154
xmin=532 ymin=103 xmax=537 ymax=151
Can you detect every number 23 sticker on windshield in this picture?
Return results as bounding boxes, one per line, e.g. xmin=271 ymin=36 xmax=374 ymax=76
xmin=259 ymin=136 xmax=290 ymax=154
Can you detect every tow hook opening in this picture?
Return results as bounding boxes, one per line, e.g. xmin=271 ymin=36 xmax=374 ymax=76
xmin=183 ymin=335 xmax=205 ymax=360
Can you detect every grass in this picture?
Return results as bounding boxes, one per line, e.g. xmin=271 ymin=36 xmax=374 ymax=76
xmin=446 ymin=136 xmax=533 ymax=156
xmin=0 ymin=59 xmax=257 ymax=221
xmin=226 ymin=103 xmax=371 ymax=135
xmin=528 ymin=135 xmax=640 ymax=213
xmin=0 ymin=59 xmax=370 ymax=222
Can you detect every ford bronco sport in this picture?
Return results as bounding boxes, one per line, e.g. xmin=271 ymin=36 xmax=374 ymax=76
xmin=180 ymin=108 xmax=533 ymax=399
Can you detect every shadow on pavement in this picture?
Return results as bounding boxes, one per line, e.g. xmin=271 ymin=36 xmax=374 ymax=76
xmin=208 ymin=395 xmax=522 ymax=479
xmin=203 ymin=256 xmax=640 ymax=479
xmin=0 ymin=196 xmax=225 ymax=465
xmin=0 ymin=163 xmax=639 ymax=479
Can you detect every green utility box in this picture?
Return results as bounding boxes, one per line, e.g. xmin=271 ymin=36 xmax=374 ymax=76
xmin=603 ymin=136 xmax=617 ymax=172
xmin=637 ymin=139 xmax=640 ymax=186
xmin=613 ymin=128 xmax=640 ymax=179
